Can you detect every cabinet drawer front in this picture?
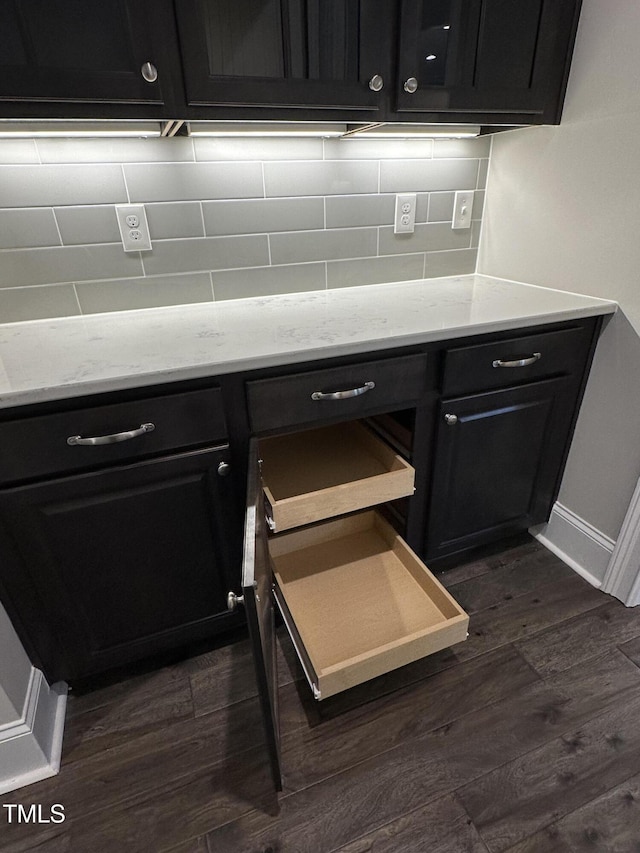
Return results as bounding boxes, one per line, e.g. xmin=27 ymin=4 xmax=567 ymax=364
xmin=247 ymin=354 xmax=428 ymax=433
xmin=270 ymin=511 xmax=468 ymax=700
xmin=259 ymin=421 xmax=414 ymax=532
xmin=441 ymin=324 xmax=593 ymax=396
xmin=0 ymin=387 xmax=227 ymax=485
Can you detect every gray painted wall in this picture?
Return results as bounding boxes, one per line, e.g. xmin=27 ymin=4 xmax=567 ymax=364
xmin=478 ymin=0 xmax=640 ymax=555
xmin=0 ymin=135 xmax=488 ymax=322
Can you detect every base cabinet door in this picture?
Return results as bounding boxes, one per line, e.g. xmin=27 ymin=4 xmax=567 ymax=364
xmin=425 ymin=377 xmax=577 ymax=559
xmin=0 ymin=447 xmax=235 ymax=682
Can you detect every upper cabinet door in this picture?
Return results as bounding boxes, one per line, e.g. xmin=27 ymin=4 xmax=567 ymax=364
xmin=175 ymin=0 xmax=393 ymax=116
xmin=395 ymin=0 xmax=580 ymax=123
xmin=0 ymin=0 xmax=175 ymax=114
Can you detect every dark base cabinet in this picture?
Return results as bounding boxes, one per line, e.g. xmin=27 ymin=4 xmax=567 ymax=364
xmin=0 ymin=447 xmax=237 ymax=683
xmin=425 ymin=377 xmax=577 ymax=559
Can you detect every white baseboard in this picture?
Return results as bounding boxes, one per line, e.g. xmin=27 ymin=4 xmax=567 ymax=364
xmin=530 ymin=502 xmax=615 ymax=589
xmin=0 ymin=669 xmax=67 ymax=797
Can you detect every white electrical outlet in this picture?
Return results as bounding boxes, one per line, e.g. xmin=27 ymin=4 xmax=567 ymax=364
xmin=115 ymin=205 xmax=152 ymax=252
xmin=452 ymin=190 xmax=475 ymax=230
xmin=394 ymin=193 xmax=417 ymax=234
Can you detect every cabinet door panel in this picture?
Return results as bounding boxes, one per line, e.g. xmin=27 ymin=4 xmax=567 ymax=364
xmin=396 ymin=0 xmax=579 ymax=122
xmin=0 ymin=0 xmax=164 ymax=105
xmin=175 ymin=0 xmax=390 ymax=113
xmin=242 ymin=439 xmax=282 ymax=791
xmin=0 ymin=448 xmax=234 ymax=681
xmin=426 ymin=377 xmax=575 ymax=557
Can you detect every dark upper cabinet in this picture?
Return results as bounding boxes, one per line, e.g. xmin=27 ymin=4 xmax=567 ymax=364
xmin=0 ymin=0 xmax=580 ymax=124
xmin=0 ymin=0 xmax=182 ymax=119
xmin=174 ymin=0 xmax=393 ymax=117
xmin=394 ymin=0 xmax=581 ymax=124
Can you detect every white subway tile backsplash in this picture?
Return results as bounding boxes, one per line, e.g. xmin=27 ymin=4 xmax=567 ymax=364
xmin=54 ymin=206 xmax=120 ymax=245
xmin=37 ymin=137 xmax=196 ymax=165
xmin=194 ymin=137 xmax=323 ymax=162
xmin=378 ymin=222 xmax=472 ymax=255
xmin=0 ymin=140 xmax=40 ymax=165
xmin=203 ymin=197 xmax=324 ymax=236
xmin=142 ymin=235 xmax=269 ymax=276
xmin=0 ymin=134 xmax=487 ymax=322
xmin=0 ymin=243 xmax=143 ymax=288
xmin=325 ymin=194 xmax=395 ymax=228
xmin=212 ymin=263 xmax=325 ymax=300
xmin=124 ymin=162 xmax=264 ymax=203
xmin=322 ymin=138 xmax=434 ymax=160
xmin=0 ymin=284 xmax=80 ymax=322
xmin=76 ymin=273 xmax=213 ymax=314
xmin=269 ymin=227 xmax=377 ymax=265
xmin=264 ymin=160 xmax=378 ymax=198
xmin=146 ymin=202 xmax=205 ymax=239
xmin=0 ymin=165 xmax=127 ymax=208
xmin=380 ymin=159 xmax=479 ymax=193
xmin=0 ymin=209 xmax=61 ymax=249
xmin=327 ymin=254 xmax=425 ymax=289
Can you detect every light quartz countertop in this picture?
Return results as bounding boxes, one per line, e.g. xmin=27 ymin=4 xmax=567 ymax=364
xmin=0 ymin=274 xmax=617 ymax=409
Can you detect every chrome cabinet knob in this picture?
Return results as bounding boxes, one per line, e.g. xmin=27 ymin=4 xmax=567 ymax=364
xmin=403 ymin=77 xmax=419 ymax=94
xmin=227 ymin=591 xmax=244 ymax=611
xmin=368 ymin=74 xmax=384 ymax=92
xmin=141 ymin=62 xmax=158 ymax=83
xmin=217 ymin=461 xmax=231 ymax=477
xmin=444 ymin=413 xmax=458 ymax=425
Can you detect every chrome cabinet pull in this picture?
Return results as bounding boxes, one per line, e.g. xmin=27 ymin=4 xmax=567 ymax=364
xmin=227 ymin=591 xmax=244 ymax=611
xmin=217 ymin=461 xmax=231 ymax=477
xmin=311 ymin=381 xmax=375 ymax=401
xmin=368 ymin=74 xmax=384 ymax=92
xmin=403 ymin=77 xmax=419 ymax=93
xmin=444 ymin=413 xmax=458 ymax=425
xmin=141 ymin=62 xmax=158 ymax=83
xmin=67 ymin=423 xmax=155 ymax=446
xmin=492 ymin=352 xmax=542 ymax=369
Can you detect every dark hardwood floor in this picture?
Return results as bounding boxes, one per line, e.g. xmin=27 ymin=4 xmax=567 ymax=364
xmin=3 ymin=537 xmax=640 ymax=853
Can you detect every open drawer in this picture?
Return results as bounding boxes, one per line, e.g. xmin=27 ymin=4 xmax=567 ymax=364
xmin=271 ymin=511 xmax=468 ymax=700
xmin=238 ymin=438 xmax=467 ymax=791
xmin=259 ymin=421 xmax=415 ymax=532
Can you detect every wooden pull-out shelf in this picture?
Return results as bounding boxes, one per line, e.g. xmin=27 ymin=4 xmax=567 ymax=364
xmin=259 ymin=421 xmax=414 ymax=532
xmin=269 ymin=511 xmax=469 ymax=700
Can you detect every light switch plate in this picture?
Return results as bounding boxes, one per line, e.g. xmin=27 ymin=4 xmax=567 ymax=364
xmin=452 ymin=190 xmax=475 ymax=230
xmin=115 ymin=204 xmax=152 ymax=252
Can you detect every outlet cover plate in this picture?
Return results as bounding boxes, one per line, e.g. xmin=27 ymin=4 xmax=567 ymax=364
xmin=115 ymin=204 xmax=152 ymax=252
xmin=394 ymin=193 xmax=417 ymax=234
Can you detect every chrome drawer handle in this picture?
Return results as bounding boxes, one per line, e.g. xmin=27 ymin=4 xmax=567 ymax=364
xmin=67 ymin=423 xmax=155 ymax=446
xmin=492 ymin=352 xmax=541 ymax=369
xmin=227 ymin=591 xmax=244 ymax=611
xmin=311 ymin=381 xmax=375 ymax=401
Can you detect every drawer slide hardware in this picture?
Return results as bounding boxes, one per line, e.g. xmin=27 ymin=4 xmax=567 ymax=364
xmin=492 ymin=352 xmax=541 ymax=369
xmin=311 ymin=381 xmax=375 ymax=401
xmin=67 ymin=422 xmax=155 ymax=446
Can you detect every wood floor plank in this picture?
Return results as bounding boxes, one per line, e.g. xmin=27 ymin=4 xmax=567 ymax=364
xmin=457 ymin=690 xmax=640 ymax=851
xmin=453 ymin=574 xmax=606 ymax=663
xmin=445 ymin=544 xmax=574 ymax=614
xmin=165 ymin=836 xmax=208 ymax=853
xmin=438 ymin=538 xmax=541 ymax=589
xmin=333 ymin=793 xmax=489 ymax=853
xmin=3 ymin=749 xmax=278 ymax=853
xmin=516 ymin=599 xmax=640 ymax=676
xmin=188 ymin=627 xmax=304 ymax=718
xmin=63 ymin=670 xmax=194 ymax=764
xmin=503 ymin=771 xmax=640 ymax=853
xmin=280 ymin=645 xmax=539 ymax=793
xmin=619 ymin=634 xmax=640 ymax=668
